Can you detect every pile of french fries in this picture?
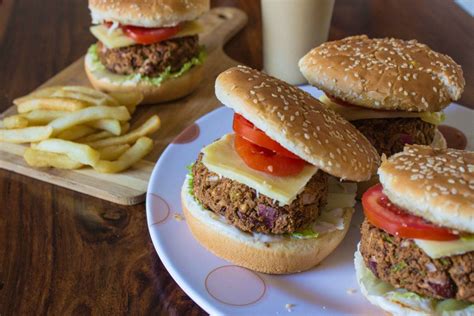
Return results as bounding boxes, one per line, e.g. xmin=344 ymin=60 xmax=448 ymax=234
xmin=0 ymin=86 xmax=160 ymax=173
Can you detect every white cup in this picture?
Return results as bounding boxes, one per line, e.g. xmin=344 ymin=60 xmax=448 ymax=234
xmin=261 ymin=0 xmax=335 ymax=85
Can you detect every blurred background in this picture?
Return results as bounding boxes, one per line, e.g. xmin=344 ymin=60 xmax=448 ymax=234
xmin=0 ymin=0 xmax=473 ymax=108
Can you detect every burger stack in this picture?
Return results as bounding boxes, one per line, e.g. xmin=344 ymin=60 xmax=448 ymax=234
xmin=182 ymin=66 xmax=380 ymax=274
xmin=85 ymin=0 xmax=209 ymax=104
xmin=299 ymin=35 xmax=465 ymax=156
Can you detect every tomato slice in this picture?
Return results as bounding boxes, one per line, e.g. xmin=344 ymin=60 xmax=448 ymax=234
xmin=233 ymin=114 xmax=301 ymax=159
xmin=104 ymin=22 xmax=180 ymax=45
xmin=234 ymin=135 xmax=305 ymax=176
xmin=122 ymin=25 xmax=180 ymax=44
xmin=362 ymin=184 xmax=459 ymax=241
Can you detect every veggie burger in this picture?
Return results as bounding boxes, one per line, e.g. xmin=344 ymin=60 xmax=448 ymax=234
xmin=85 ymin=0 xmax=209 ymax=104
xmin=356 ymin=145 xmax=474 ymax=314
xmin=182 ymin=66 xmax=380 ymax=274
xmin=299 ymin=35 xmax=465 ymax=157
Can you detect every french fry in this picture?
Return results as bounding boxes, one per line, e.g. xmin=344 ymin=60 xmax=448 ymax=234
xmin=23 ymin=148 xmax=83 ymax=169
xmin=51 ymin=90 xmax=106 ymax=106
xmin=48 ymin=106 xmax=130 ymax=135
xmin=120 ymin=122 xmax=130 ymax=135
xmin=109 ymin=91 xmax=143 ymax=114
xmin=93 ymin=137 xmax=153 ymax=173
xmin=87 ymin=115 xmax=160 ymax=148
xmin=76 ymin=121 xmax=130 ymax=143
xmin=56 ymin=125 xmax=96 ymax=141
xmin=62 ymin=86 xmax=119 ymax=106
xmin=10 ymin=86 xmax=156 ymax=174
xmin=76 ymin=130 xmax=113 ymax=143
xmin=86 ymin=119 xmax=121 ymax=135
xmin=17 ymin=97 xmax=90 ymax=113
xmin=34 ymin=139 xmax=100 ymax=166
xmin=2 ymin=115 xmax=28 ymax=129
xmin=20 ymin=110 xmax=68 ymax=125
xmin=13 ymin=86 xmax=63 ymax=105
xmin=0 ymin=126 xmax=53 ymax=143
xmin=98 ymin=144 xmax=130 ymax=160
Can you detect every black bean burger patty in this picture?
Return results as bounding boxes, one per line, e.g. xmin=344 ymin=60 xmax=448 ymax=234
xmin=192 ymin=154 xmax=328 ymax=235
xmin=97 ymin=35 xmax=199 ymax=77
xmin=352 ymin=118 xmax=435 ymax=157
xmin=360 ymin=219 xmax=474 ymax=302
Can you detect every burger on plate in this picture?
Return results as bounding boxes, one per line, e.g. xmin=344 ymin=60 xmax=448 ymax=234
xmin=85 ymin=0 xmax=209 ymax=104
xmin=299 ymin=35 xmax=465 ymax=157
xmin=356 ymin=145 xmax=474 ymax=314
xmin=181 ymin=66 xmax=380 ymax=274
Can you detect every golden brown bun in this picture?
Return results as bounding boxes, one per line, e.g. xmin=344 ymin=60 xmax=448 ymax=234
xmin=182 ymin=181 xmax=353 ymax=274
xmin=85 ymin=58 xmax=203 ymax=104
xmin=215 ymin=66 xmax=380 ymax=182
xmin=299 ymin=35 xmax=465 ymax=112
xmin=379 ymin=145 xmax=474 ymax=233
xmin=89 ymin=0 xmax=210 ymax=27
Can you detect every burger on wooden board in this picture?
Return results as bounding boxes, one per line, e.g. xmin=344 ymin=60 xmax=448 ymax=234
xmin=356 ymin=145 xmax=474 ymax=314
xmin=299 ymin=35 xmax=465 ymax=157
xmin=181 ymin=66 xmax=380 ymax=274
xmin=85 ymin=0 xmax=209 ymax=104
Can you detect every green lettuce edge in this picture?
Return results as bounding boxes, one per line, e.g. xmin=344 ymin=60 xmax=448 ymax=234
xmin=87 ymin=43 xmax=207 ymax=85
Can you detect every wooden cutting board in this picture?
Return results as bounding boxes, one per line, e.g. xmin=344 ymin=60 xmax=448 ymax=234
xmin=0 ymin=7 xmax=247 ymax=205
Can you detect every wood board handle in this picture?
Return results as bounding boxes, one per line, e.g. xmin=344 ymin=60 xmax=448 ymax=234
xmin=200 ymin=7 xmax=248 ymax=53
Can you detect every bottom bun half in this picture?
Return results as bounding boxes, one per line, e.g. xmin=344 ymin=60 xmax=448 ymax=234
xmin=84 ymin=55 xmax=204 ymax=105
xmin=181 ymin=180 xmax=353 ymax=274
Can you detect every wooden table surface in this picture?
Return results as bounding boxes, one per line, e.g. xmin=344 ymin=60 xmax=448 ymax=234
xmin=0 ymin=0 xmax=472 ymax=314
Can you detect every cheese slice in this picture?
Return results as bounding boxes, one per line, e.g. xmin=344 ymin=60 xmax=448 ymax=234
xmin=173 ymin=20 xmax=204 ymax=39
xmin=319 ymin=95 xmax=445 ymax=124
xmin=90 ymin=25 xmax=136 ymax=49
xmin=201 ymin=134 xmax=318 ymax=206
xmin=90 ymin=21 xmax=204 ymax=49
xmin=414 ymin=238 xmax=474 ymax=259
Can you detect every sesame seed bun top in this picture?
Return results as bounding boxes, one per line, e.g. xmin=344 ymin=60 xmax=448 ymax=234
xmin=299 ymin=35 xmax=465 ymax=112
xmin=89 ymin=0 xmax=210 ymax=28
xmin=215 ymin=66 xmax=380 ymax=182
xmin=379 ymin=145 xmax=474 ymax=233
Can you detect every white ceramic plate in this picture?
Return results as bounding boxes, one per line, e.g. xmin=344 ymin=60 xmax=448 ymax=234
xmin=146 ymin=85 xmax=474 ymax=315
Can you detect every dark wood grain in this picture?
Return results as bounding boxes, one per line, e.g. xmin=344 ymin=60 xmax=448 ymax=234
xmin=0 ymin=1 xmax=473 ymax=315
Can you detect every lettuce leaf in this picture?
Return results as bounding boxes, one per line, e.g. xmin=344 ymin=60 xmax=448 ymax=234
xmin=460 ymin=234 xmax=474 ymax=242
xmin=420 ymin=111 xmax=446 ymax=125
xmin=186 ymin=163 xmax=195 ymax=197
xmin=387 ymin=291 xmax=434 ymax=313
xmin=289 ymin=208 xmax=346 ymax=240
xmin=87 ymin=44 xmax=207 ymax=85
xmin=291 ymin=228 xmax=319 ymax=239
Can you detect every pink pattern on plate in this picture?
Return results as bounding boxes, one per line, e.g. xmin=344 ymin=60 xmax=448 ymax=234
xmin=172 ymin=123 xmax=200 ymax=144
xmin=149 ymin=193 xmax=170 ymax=225
xmin=205 ymin=265 xmax=266 ymax=306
